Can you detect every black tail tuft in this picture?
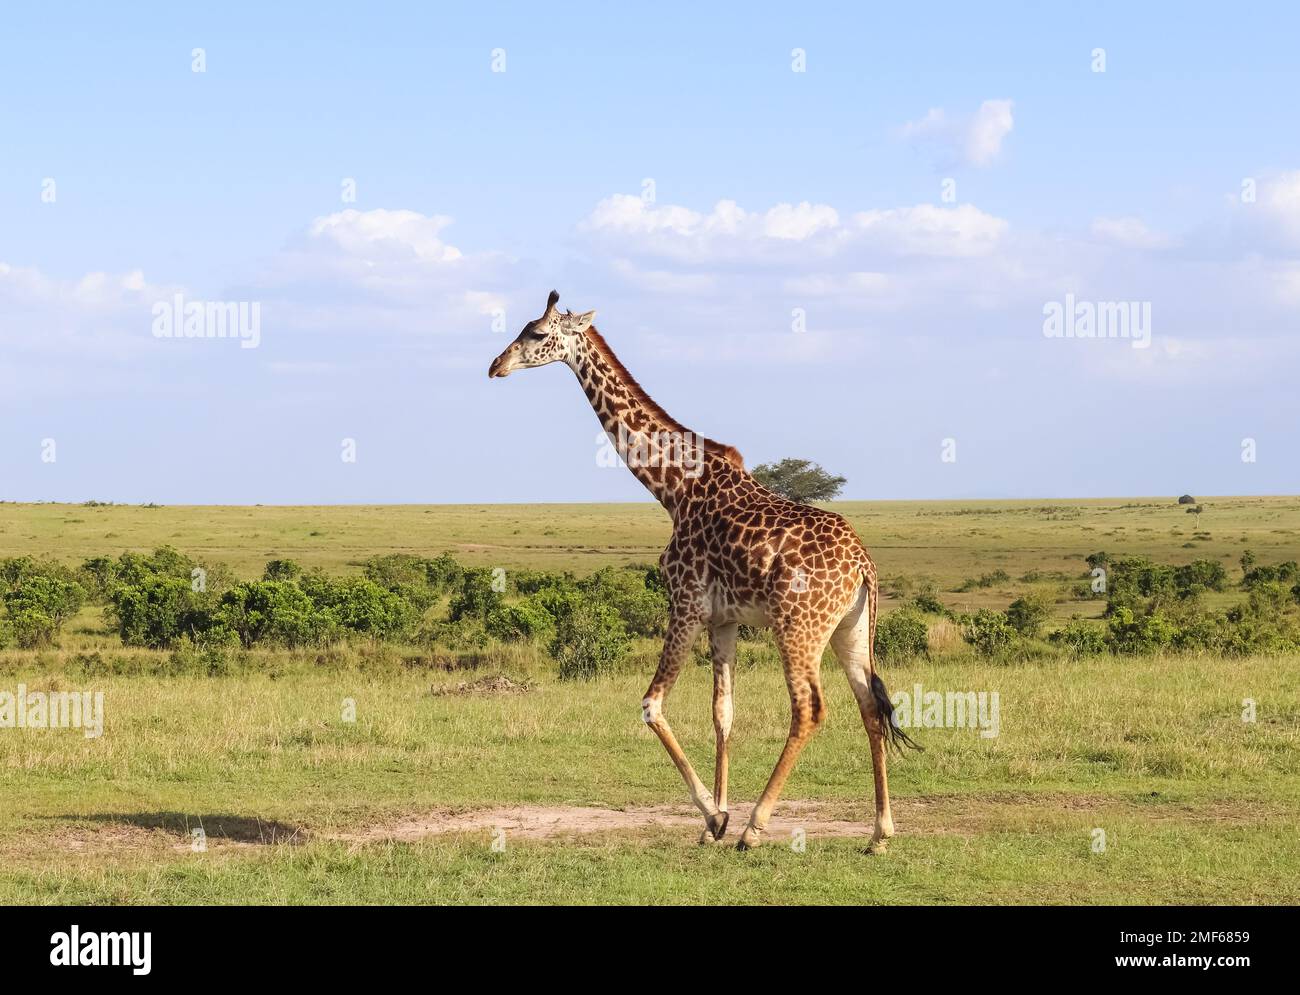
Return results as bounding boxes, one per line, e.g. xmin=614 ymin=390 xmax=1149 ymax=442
xmin=870 ymin=673 xmax=923 ymax=753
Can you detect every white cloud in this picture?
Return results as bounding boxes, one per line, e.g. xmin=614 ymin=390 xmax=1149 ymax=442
xmin=0 ymin=261 xmax=174 ymax=355
xmin=782 ymin=272 xmax=892 ymax=298
xmin=308 ymin=208 xmax=463 ymax=262
xmin=581 ymin=194 xmax=1006 ymax=265
xmin=762 ymin=202 xmax=841 ymax=240
xmin=247 ymin=208 xmax=522 ymax=341
xmin=852 ymin=203 xmax=1007 ymax=256
xmin=1090 ymin=216 xmax=1176 ymax=249
xmin=900 ymin=99 xmax=1014 ymax=168
xmin=581 ymin=195 xmax=842 ymax=262
xmin=1229 ymin=171 xmax=1300 ymax=251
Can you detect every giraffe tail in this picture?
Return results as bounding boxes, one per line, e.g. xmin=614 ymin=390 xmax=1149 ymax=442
xmin=870 ymin=673 xmax=923 ymax=753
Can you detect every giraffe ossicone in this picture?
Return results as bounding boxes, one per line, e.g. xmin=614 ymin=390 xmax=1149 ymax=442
xmin=489 ymin=290 xmax=919 ymax=851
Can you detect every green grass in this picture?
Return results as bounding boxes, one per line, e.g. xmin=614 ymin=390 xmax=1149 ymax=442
xmin=9 ymin=821 xmax=1300 ymax=905
xmin=2 ymin=657 xmax=1297 ymax=904
xmin=5 ymin=495 xmax=1298 ymax=586
xmin=1 ymin=497 xmax=1298 ymax=904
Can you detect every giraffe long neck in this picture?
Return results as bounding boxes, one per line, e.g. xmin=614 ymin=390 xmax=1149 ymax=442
xmin=566 ymin=328 xmax=739 ymax=517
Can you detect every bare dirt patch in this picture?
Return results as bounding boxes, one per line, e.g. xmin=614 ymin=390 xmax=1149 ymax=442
xmin=18 ymin=792 xmax=1285 ymax=861
xmin=331 ymin=800 xmax=870 ymax=846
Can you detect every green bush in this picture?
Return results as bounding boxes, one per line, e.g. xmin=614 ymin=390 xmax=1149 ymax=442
xmin=510 ymin=569 xmax=576 ymax=596
xmin=1104 ymin=557 xmax=1176 ymax=612
xmin=578 ymin=567 xmax=668 ymax=638
xmin=362 ymin=554 xmax=441 ymax=612
xmin=642 ymin=564 xmax=668 ymax=596
xmin=1006 ymin=593 xmax=1052 ymax=637
xmin=963 ymin=609 xmax=1017 ymax=657
xmin=214 ymin=581 xmax=326 ymax=648
xmin=423 ymin=552 xmax=464 ymax=593
xmin=5 ymin=609 xmax=53 ymax=649
xmin=485 ymin=600 xmax=557 ymax=643
xmin=955 ymin=569 xmax=1011 ymax=592
xmin=550 ymin=598 xmax=630 ymax=681
xmin=263 ymin=558 xmax=303 ymax=583
xmin=114 ymin=546 xmax=195 ymax=588
xmin=79 ymin=556 xmax=121 ymax=600
xmin=1242 ymin=561 xmax=1299 ymax=590
xmin=911 ymin=585 xmax=946 ymax=615
xmin=1 ymin=555 xmax=79 ymax=591
xmin=1049 ymin=618 xmax=1107 ymax=655
xmin=1175 ymin=559 xmax=1228 ymax=594
xmin=109 ymin=576 xmax=210 ymax=649
xmin=448 ymin=568 xmax=505 ymax=622
xmin=874 ymin=608 xmax=929 ymax=661
xmin=3 ymin=575 xmax=87 ymax=649
xmin=1106 ymin=607 xmax=1176 ymax=654
xmin=321 ymin=578 xmax=417 ymax=640
xmin=418 ymin=616 xmax=491 ymax=651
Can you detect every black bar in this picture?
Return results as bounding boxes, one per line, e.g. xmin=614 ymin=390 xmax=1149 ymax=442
xmin=0 ymin=905 xmax=1286 ymax=982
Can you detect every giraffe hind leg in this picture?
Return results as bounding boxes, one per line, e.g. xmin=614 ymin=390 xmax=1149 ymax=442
xmin=736 ymin=632 xmax=829 ymax=850
xmin=830 ymin=584 xmax=902 ymax=853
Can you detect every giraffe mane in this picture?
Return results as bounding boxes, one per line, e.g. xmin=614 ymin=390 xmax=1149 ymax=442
xmin=584 ymin=326 xmax=745 ymax=470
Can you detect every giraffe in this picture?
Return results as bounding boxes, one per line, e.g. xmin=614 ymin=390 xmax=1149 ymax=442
xmin=488 ymin=291 xmax=919 ymax=851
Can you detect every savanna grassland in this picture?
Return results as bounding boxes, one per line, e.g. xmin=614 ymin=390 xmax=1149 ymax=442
xmin=1 ymin=497 xmax=1298 ymax=905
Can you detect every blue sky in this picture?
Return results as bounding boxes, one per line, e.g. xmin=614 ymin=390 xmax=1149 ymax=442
xmin=2 ymin=1 xmax=1297 ymax=503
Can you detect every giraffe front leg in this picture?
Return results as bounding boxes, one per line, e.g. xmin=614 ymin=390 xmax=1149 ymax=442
xmin=737 ymin=656 xmax=828 ymax=851
xmin=698 ymin=623 xmax=737 ymax=844
xmin=642 ymin=614 xmax=726 ymax=840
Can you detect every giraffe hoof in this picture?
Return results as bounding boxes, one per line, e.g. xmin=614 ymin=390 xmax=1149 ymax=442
xmin=866 ymin=838 xmax=890 ymax=855
xmin=735 ymin=826 xmax=762 ymax=851
xmin=706 ymin=810 xmax=729 ymax=841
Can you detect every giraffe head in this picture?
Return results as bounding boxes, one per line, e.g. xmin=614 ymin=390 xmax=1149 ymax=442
xmin=488 ymin=290 xmax=596 ymax=378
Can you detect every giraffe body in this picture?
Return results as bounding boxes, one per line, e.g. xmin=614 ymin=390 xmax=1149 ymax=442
xmin=489 ymin=292 xmax=912 ymax=851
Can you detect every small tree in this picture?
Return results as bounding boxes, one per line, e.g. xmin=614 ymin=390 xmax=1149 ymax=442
xmin=1185 ymin=504 xmax=1203 ymax=530
xmin=3 ymin=575 xmax=87 ymax=649
xmin=550 ymin=599 xmax=630 ymax=681
xmin=963 ymin=609 xmax=1017 ymax=657
xmin=751 ymin=458 xmax=846 ymax=503
xmin=1006 ymin=594 xmax=1051 ymax=637
xmin=874 ymin=608 xmax=930 ymax=661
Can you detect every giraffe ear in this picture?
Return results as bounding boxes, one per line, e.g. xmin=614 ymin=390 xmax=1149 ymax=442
xmin=570 ymin=309 xmax=596 ymax=333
